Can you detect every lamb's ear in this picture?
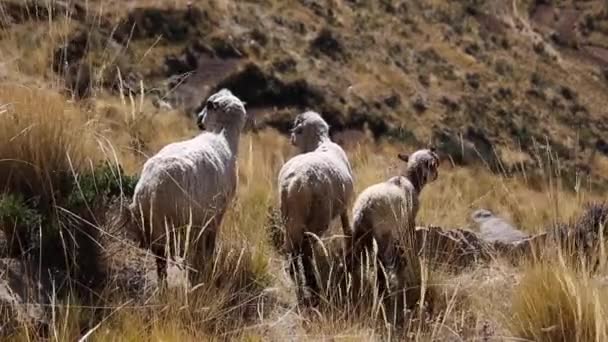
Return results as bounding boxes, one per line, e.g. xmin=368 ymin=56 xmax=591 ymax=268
xmin=196 ymin=109 xmax=207 ymax=130
xmin=397 ymin=153 xmax=409 ymax=162
xmin=244 ymin=112 xmax=256 ymax=132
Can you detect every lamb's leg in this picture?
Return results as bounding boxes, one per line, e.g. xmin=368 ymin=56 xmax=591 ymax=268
xmin=203 ymin=228 xmax=217 ymax=259
xmin=340 ymin=211 xmax=353 ymax=259
xmin=376 ymin=233 xmax=396 ymax=296
xmin=349 ymin=213 xmax=374 ymax=272
xmin=201 ymin=211 xmax=223 ymax=259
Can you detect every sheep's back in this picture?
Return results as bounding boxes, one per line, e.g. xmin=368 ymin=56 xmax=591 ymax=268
xmin=133 ymin=133 xmax=236 ymax=226
xmin=279 ymin=150 xmax=353 ymax=203
xmin=352 ymin=177 xmax=417 ymax=238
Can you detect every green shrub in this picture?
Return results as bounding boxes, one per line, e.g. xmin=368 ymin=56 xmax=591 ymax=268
xmin=0 ymin=193 xmax=41 ymax=256
xmin=0 ymin=160 xmax=138 ymax=296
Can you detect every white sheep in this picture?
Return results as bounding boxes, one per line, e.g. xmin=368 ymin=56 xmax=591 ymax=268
xmin=350 ymin=148 xmax=439 ymax=283
xmin=128 ymin=88 xmax=250 ymax=284
xmin=471 ymin=208 xmax=528 ymax=244
xmin=278 ymin=111 xmax=354 ymax=296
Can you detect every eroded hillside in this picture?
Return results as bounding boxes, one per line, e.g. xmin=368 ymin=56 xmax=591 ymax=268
xmin=3 ymin=0 xmax=608 ymax=186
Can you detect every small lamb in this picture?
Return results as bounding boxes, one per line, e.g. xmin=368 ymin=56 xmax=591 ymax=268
xmin=278 ymin=111 xmax=354 ymax=296
xmin=351 ymin=148 xmax=440 ymax=277
xmin=127 ymin=89 xmax=250 ymax=284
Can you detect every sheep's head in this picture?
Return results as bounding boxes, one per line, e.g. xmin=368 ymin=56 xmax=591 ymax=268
xmin=471 ymin=208 xmax=494 ymax=223
xmin=398 ymin=147 xmax=440 ymax=186
xmin=197 ymin=89 xmax=252 ymax=132
xmin=290 ymin=111 xmax=330 ymax=152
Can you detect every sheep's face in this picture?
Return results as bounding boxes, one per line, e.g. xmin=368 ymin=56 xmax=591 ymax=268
xmin=398 ymin=148 xmax=440 ymax=184
xmin=197 ymin=89 xmax=248 ymax=132
xmin=290 ymin=111 xmax=330 ymax=152
xmin=471 ymin=209 xmax=494 ymax=223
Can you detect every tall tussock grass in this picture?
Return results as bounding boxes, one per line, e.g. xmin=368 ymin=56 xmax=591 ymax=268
xmin=0 ymin=84 xmax=137 ymax=300
xmin=509 ymin=260 xmax=608 ymax=342
xmin=1 ymin=76 xmax=607 ymax=341
xmin=87 ymin=243 xmax=273 ymax=340
xmin=0 ymin=84 xmax=96 ymax=204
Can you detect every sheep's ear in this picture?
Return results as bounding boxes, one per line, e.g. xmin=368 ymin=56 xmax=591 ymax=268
xmin=397 ymin=153 xmax=409 ymax=162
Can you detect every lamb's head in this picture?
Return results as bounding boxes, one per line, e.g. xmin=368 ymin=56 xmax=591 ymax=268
xmin=398 ymin=147 xmax=440 ymax=189
xmin=197 ymin=89 xmax=251 ymax=132
xmin=471 ymin=209 xmax=494 ymax=223
xmin=289 ymin=111 xmax=330 ymax=152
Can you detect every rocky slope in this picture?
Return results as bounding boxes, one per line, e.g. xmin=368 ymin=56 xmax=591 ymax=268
xmin=4 ymin=0 xmax=608 ymax=181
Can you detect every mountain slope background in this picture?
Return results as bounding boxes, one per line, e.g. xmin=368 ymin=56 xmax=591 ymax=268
xmin=1 ymin=0 xmax=608 ymax=340
xmin=3 ymin=0 xmax=608 ymax=182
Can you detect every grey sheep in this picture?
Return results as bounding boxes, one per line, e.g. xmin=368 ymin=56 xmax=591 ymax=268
xmin=277 ymin=111 xmax=354 ymax=297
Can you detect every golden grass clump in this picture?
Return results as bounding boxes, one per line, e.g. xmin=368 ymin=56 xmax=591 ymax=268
xmin=0 ymin=84 xmax=97 ymax=206
xmin=509 ymin=261 xmax=608 ymax=342
xmin=89 ymin=243 xmax=273 ymax=340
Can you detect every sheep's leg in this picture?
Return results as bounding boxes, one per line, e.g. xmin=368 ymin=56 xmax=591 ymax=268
xmin=376 ymin=233 xmax=396 ymax=296
xmin=300 ymin=201 xmax=332 ymax=301
xmin=285 ymin=232 xmax=318 ymax=305
xmin=153 ymin=245 xmax=167 ymax=287
xmin=284 ymin=228 xmax=305 ymax=292
xmin=301 ymin=233 xmax=318 ymax=296
xmin=283 ymin=218 xmax=310 ymax=302
xmin=203 ymin=209 xmax=224 ymax=259
xmin=188 ymin=211 xmax=223 ymax=286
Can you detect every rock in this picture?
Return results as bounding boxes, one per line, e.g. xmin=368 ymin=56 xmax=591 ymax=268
xmin=0 ymin=0 xmax=84 ymax=27
xmin=310 ymin=28 xmax=348 ymax=61
xmin=383 ymin=93 xmax=401 ymax=109
xmin=64 ymin=62 xmax=92 ymax=99
xmin=0 ymin=258 xmax=48 ymax=336
xmin=114 ymin=6 xmax=207 ymax=43
xmin=212 ymin=63 xmax=325 ymax=113
xmin=439 ymin=95 xmax=460 ymax=112
xmin=596 ymin=139 xmax=608 ymax=156
xmin=416 ymin=226 xmax=492 ymax=269
xmin=470 ymin=209 xmax=529 ymax=244
xmin=412 ymin=93 xmax=429 ymax=112
xmin=465 ymin=73 xmax=480 ymax=89
xmin=271 ymin=57 xmax=297 ymax=74
xmin=52 ymin=29 xmax=128 ymax=98
xmin=545 ymin=202 xmax=608 ymax=267
xmin=434 ymin=127 xmax=500 ymax=169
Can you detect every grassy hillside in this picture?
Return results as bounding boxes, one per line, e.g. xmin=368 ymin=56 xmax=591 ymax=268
xmin=5 ymin=0 xmax=608 ymax=181
xmin=0 ymin=0 xmax=607 ymax=340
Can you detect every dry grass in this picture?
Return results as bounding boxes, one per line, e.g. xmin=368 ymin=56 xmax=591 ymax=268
xmin=509 ymin=260 xmax=608 ymax=342
xmin=1 ymin=98 xmax=606 ymax=340
xmin=0 ymin=84 xmax=98 ymax=204
xmin=1 ymin=1 xmax=608 ymax=341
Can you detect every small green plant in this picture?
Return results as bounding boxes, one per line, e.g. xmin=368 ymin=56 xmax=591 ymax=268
xmin=0 ymin=193 xmax=41 ymax=229
xmin=0 ymin=193 xmax=41 ymax=255
xmin=66 ymin=161 xmax=138 ymax=210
